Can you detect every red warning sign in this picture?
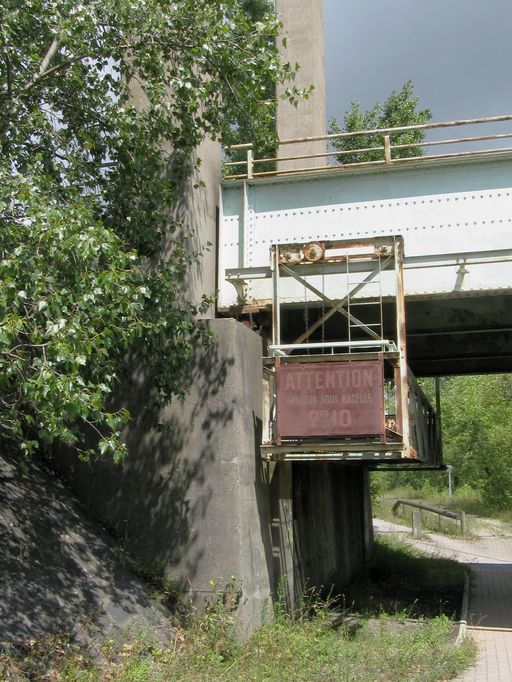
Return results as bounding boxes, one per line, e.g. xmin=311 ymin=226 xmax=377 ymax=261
xmin=276 ymin=360 xmax=384 ymax=439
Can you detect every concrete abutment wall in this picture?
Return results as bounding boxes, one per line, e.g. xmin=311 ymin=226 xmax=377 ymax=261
xmin=39 ymin=0 xmax=377 ymax=637
xmin=51 ymin=320 xmax=373 ymax=632
xmin=51 ymin=321 xmax=273 ymax=633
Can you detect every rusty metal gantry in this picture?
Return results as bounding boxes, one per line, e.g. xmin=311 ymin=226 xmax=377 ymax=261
xmin=261 ymin=236 xmax=442 ymax=466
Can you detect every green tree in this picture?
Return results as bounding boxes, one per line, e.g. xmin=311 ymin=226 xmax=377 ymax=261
xmin=240 ymin=0 xmax=275 ymax=22
xmin=440 ymin=375 xmax=512 ymax=510
xmin=376 ymin=375 xmax=512 ymax=510
xmin=329 ymin=81 xmax=432 ymax=164
xmin=0 ymin=0 xmax=302 ymax=459
xmin=224 ymin=0 xmax=307 ymax=175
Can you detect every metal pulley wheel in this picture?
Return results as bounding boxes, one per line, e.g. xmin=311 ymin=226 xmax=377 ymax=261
xmin=303 ymin=241 xmax=325 ymax=262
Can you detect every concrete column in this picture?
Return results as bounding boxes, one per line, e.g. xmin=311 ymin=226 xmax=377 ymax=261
xmin=362 ymin=468 xmax=375 ymax=560
xmin=275 ymin=0 xmax=326 ymax=170
xmin=292 ymin=463 xmax=373 ymax=597
xmin=269 ymin=462 xmax=295 ymax=609
xmin=175 ymin=137 xmax=220 ymax=317
xmin=129 ymin=74 xmax=220 ymax=317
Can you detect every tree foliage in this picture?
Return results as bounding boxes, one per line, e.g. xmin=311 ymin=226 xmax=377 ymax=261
xmin=224 ymin=0 xmax=298 ymax=173
xmin=377 ymin=375 xmax=512 ymax=511
xmin=0 ymin=0 xmax=302 ymax=459
xmin=440 ymin=375 xmax=512 ymax=510
xmin=329 ymin=81 xmax=432 ymax=164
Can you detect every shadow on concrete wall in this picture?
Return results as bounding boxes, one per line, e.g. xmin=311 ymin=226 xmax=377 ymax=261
xmin=50 ymin=328 xmax=235 ymax=586
xmin=253 ymin=416 xmax=276 ymax=600
xmin=10 ymin=319 xmax=280 ymax=638
xmin=292 ymin=463 xmax=373 ymax=601
xmin=163 ymin=143 xmax=220 ymax=314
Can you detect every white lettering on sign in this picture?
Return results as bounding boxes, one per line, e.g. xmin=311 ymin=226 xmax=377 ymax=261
xmin=282 ymin=368 xmax=374 ymax=392
xmin=307 ymin=409 xmax=352 ymax=429
xmin=276 ymin=361 xmax=384 ymax=438
xmin=285 ymin=392 xmax=374 ymax=407
xmin=287 ymin=394 xmax=318 ymax=406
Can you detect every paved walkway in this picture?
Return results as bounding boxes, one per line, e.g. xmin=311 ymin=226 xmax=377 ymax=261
xmin=374 ymin=517 xmax=512 ymax=682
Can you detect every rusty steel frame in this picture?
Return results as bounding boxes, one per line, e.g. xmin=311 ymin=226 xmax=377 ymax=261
xmin=262 ymin=236 xmax=441 ymax=466
xmin=271 ymin=243 xmax=281 ymax=346
xmin=279 ymin=263 xmax=381 ymax=341
xmin=270 ymin=239 xmax=394 ymax=352
xmin=284 ymin=260 xmax=392 ymax=347
xmin=262 ymin=353 xmax=412 ymax=462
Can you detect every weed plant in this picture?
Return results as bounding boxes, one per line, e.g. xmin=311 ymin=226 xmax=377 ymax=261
xmin=0 ymin=614 xmax=474 ymax=681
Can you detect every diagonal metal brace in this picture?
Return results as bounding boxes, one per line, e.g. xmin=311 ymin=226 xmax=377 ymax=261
xmin=288 ymin=255 xmax=393 ymax=347
xmin=280 ymin=263 xmax=383 ymax=341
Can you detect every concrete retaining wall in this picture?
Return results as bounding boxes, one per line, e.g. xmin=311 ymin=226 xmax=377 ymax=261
xmin=51 ymin=320 xmax=282 ymax=633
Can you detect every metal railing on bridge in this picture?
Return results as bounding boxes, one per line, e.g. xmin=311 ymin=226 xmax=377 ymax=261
xmin=224 ymin=114 xmax=512 ymax=180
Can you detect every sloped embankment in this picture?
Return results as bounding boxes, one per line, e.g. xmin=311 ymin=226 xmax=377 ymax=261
xmin=0 ymin=450 xmax=174 ymax=652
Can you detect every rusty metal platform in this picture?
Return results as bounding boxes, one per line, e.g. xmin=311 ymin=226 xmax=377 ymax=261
xmin=260 ymin=236 xmax=442 ymax=467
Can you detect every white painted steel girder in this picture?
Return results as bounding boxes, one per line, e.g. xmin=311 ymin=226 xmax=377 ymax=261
xmin=218 ymin=154 xmax=512 ymax=310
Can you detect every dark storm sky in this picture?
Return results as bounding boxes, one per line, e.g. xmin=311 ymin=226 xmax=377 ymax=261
xmin=324 ymin=0 xmax=512 ymax=126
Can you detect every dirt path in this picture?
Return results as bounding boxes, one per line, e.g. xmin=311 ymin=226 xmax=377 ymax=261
xmin=374 ymin=517 xmax=512 ymax=682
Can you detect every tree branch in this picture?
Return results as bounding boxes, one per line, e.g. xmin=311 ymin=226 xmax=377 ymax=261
xmin=39 ymin=36 xmax=60 ymax=78
xmin=24 ymin=35 xmax=61 ymax=91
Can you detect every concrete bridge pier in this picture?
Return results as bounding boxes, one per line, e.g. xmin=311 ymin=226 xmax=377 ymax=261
xmin=50 ymin=319 xmax=374 ymax=633
xmin=267 ymin=460 xmax=374 ymax=612
xmin=293 ymin=463 xmax=374 ymax=600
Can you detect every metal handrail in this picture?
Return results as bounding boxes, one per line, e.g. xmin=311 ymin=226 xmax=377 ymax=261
xmin=268 ymin=339 xmax=395 ymax=357
xmin=392 ymin=498 xmax=467 ymax=535
xmin=224 ymin=114 xmax=512 ymax=180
